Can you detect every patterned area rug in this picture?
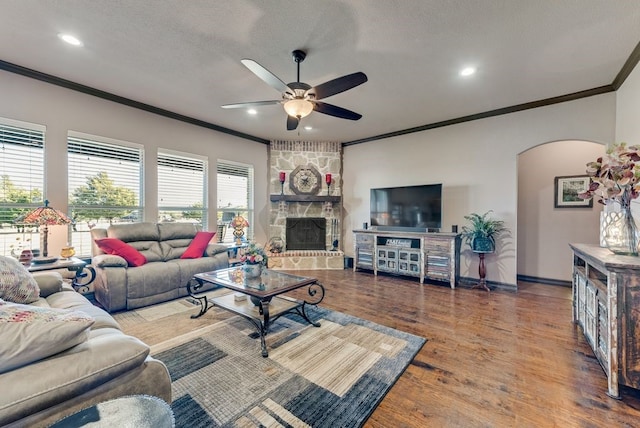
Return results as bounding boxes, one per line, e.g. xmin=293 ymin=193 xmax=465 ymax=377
xmin=116 ymin=296 xmax=425 ymax=427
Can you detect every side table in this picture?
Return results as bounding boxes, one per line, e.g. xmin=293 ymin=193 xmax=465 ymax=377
xmin=226 ymin=242 xmax=249 ymax=267
xmin=49 ymin=395 xmax=174 ymax=428
xmin=27 ymin=256 xmax=96 ymax=293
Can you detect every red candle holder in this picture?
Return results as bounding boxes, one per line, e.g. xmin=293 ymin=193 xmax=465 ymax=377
xmin=325 ymin=173 xmax=332 ymax=195
xmin=279 ymin=172 xmax=286 ymax=195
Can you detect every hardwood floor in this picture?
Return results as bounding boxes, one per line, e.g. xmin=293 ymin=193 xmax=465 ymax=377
xmin=285 ymin=269 xmax=640 ymax=427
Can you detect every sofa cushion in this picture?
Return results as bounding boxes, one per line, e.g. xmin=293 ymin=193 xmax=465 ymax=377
xmin=158 ymin=222 xmax=200 ymax=241
xmin=181 ymin=231 xmax=216 ymax=259
xmin=45 ymin=290 xmax=121 ymax=330
xmin=0 ymin=299 xmax=95 ymax=373
xmin=0 ymin=256 xmax=40 ymax=304
xmin=107 ymin=222 xmax=160 ymax=242
xmin=95 ymin=238 xmax=147 ymax=267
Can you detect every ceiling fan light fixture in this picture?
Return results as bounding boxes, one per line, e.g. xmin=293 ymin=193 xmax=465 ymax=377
xmin=284 ymin=99 xmax=313 ymax=118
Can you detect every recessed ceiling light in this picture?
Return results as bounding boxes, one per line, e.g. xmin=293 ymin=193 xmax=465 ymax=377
xmin=247 ymin=109 xmax=257 ymax=115
xmin=304 ymin=126 xmax=312 ymax=130
xmin=460 ymin=67 xmax=476 ymax=77
xmin=58 ymin=33 xmax=83 ymax=47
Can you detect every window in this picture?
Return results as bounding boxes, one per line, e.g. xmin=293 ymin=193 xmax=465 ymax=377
xmin=217 ymin=160 xmax=254 ymax=243
xmin=0 ymin=118 xmax=45 ymax=257
xmin=158 ymin=149 xmax=207 ymax=227
xmin=68 ymin=132 xmax=143 ymax=256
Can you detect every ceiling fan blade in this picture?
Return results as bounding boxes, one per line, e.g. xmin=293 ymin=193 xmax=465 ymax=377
xmin=313 ymin=101 xmax=362 ymax=120
xmin=241 ymin=59 xmax=291 ymax=94
xmin=221 ymin=100 xmax=282 ymax=109
xmin=286 ymin=115 xmax=299 ymax=131
xmin=311 ymin=72 xmax=368 ymax=100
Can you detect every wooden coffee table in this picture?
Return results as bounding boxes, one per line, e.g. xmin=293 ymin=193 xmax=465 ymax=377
xmin=189 ymin=267 xmax=325 ymax=357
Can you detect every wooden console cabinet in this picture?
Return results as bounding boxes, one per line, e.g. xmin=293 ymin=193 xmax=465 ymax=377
xmin=570 ymin=243 xmax=640 ymax=398
xmin=353 ymin=229 xmax=460 ymax=288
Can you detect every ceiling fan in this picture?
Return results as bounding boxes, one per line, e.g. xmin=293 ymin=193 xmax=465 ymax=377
xmin=222 ymin=50 xmax=367 ymax=131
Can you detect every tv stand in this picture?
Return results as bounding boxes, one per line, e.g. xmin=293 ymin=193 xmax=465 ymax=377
xmin=353 ymin=229 xmax=460 ymax=288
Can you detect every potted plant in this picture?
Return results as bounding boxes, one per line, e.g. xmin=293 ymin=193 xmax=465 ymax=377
xmin=460 ymin=211 xmax=508 ymax=253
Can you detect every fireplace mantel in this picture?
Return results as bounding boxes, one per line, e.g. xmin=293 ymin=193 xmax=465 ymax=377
xmin=270 ymin=195 xmax=341 ymax=203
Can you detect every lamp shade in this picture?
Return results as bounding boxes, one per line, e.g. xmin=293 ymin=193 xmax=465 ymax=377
xmin=283 ymin=99 xmax=313 ymax=118
xmin=20 ymin=200 xmax=72 ymax=226
xmin=18 ymin=200 xmax=71 ymax=258
xmin=229 ymin=215 xmax=249 ymax=228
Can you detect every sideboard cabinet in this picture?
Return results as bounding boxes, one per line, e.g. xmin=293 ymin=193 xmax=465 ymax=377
xmin=353 ymin=229 xmax=460 ymax=288
xmin=570 ymin=243 xmax=640 ymax=398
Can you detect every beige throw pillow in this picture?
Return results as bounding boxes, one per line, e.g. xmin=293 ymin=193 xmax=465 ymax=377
xmin=0 ymin=299 xmax=95 ymax=373
xmin=0 ymin=256 xmax=39 ymax=303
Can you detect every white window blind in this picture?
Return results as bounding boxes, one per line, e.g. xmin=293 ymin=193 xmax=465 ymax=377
xmin=158 ymin=149 xmax=207 ymax=228
xmin=217 ymin=160 xmax=254 ymax=243
xmin=0 ymin=119 xmax=45 ymax=256
xmin=68 ymin=133 xmax=143 ymax=256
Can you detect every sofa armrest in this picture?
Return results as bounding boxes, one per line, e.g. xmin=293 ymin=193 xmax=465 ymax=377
xmin=92 ymin=254 xmax=128 ymax=268
xmin=32 ymin=272 xmax=63 ymax=298
xmin=205 ymin=243 xmax=228 ymax=257
xmin=0 ymin=329 xmax=150 ymax=427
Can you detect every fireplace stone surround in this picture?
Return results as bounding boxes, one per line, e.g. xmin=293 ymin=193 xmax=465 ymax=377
xmin=268 ymin=140 xmax=344 ymax=270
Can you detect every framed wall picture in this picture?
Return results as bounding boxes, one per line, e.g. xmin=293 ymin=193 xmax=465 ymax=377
xmin=554 ymin=175 xmax=593 ymax=208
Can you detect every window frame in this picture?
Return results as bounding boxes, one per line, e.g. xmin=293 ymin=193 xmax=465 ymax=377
xmin=157 ymin=148 xmax=208 ymax=228
xmin=67 ymin=131 xmax=144 ymax=256
xmin=0 ymin=117 xmax=45 ymax=257
xmin=217 ymin=159 xmax=254 ymax=243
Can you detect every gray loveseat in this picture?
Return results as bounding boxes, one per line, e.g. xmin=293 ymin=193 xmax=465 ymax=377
xmin=91 ymin=222 xmax=229 ymax=313
xmin=0 ymin=272 xmax=171 ymax=428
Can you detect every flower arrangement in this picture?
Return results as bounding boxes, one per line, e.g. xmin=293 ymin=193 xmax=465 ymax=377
xmin=578 ymin=142 xmax=640 ymax=206
xmin=240 ymin=241 xmax=268 ymax=266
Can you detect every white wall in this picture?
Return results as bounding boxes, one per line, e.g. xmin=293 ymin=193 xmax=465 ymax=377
xmin=0 ymin=70 xmax=270 ymax=245
xmin=517 ymin=141 xmax=604 ymax=282
xmin=616 ymin=60 xmax=640 ymax=243
xmin=343 ymin=94 xmax=616 ymax=287
xmin=617 ymin=60 xmax=640 ymax=146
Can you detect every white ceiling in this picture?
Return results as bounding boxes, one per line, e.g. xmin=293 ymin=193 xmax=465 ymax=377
xmin=1 ymin=1 xmax=640 ymax=144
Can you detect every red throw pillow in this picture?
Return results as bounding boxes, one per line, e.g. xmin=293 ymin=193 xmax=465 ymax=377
xmin=181 ymin=231 xmax=216 ymax=259
xmin=95 ymin=238 xmax=147 ymax=267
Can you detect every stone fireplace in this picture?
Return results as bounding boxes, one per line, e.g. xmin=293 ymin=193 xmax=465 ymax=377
xmin=267 ymin=140 xmax=344 ymax=270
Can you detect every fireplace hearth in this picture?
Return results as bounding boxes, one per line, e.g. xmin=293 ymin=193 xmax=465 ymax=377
xmin=286 ymin=217 xmax=326 ymax=250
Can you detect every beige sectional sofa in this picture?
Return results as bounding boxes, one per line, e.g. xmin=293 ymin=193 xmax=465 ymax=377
xmin=90 ymin=222 xmax=229 ymax=313
xmin=0 ymin=271 xmax=171 ymax=428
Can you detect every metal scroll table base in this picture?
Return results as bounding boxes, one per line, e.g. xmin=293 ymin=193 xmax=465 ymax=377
xmin=187 ymin=278 xmax=325 ymax=357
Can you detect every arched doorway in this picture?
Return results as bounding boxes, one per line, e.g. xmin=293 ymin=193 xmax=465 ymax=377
xmin=517 ymin=140 xmax=604 ymax=284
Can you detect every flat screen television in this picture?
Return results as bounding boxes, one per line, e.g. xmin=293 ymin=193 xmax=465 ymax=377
xmin=370 ymin=184 xmax=442 ymax=232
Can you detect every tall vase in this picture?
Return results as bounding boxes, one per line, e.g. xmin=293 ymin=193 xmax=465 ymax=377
xmin=603 ymin=191 xmax=640 ymax=256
